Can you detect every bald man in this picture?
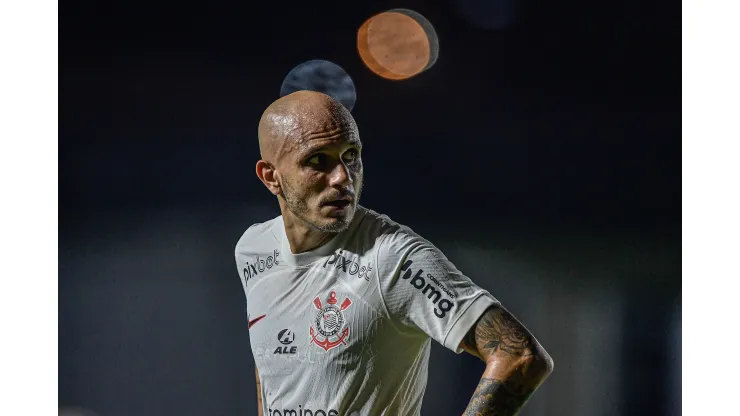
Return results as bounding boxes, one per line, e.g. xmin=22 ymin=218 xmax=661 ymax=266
xmin=235 ymin=91 xmax=553 ymax=416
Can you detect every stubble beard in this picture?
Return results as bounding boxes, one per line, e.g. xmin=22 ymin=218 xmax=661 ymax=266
xmin=279 ymin=177 xmax=360 ymax=234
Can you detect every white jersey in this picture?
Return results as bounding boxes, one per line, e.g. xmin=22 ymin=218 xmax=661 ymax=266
xmin=234 ymin=206 xmax=499 ymax=416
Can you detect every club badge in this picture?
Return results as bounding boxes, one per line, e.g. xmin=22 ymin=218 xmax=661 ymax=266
xmin=310 ymin=290 xmax=352 ymax=352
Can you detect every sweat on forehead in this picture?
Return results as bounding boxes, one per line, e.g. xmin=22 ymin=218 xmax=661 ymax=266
xmin=258 ymin=91 xmax=357 ymax=161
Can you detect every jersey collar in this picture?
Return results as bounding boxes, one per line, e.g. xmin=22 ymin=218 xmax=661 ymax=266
xmin=278 ymin=207 xmax=365 ymax=267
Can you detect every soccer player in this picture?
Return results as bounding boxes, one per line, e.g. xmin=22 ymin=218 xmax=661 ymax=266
xmin=235 ymin=91 xmax=554 ymax=416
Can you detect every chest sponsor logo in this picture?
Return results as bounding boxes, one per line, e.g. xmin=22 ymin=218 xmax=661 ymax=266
xmin=268 ymin=407 xmax=338 ymax=416
xmin=400 ymin=259 xmax=456 ymax=318
xmin=243 ymin=249 xmax=280 ymax=283
xmin=323 ymin=250 xmax=372 ymax=281
xmin=274 ymin=329 xmax=297 ymax=355
xmin=309 ymin=290 xmax=352 ymax=352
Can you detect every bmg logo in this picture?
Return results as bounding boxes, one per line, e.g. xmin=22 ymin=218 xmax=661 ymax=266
xmin=400 ymin=260 xmax=456 ymax=318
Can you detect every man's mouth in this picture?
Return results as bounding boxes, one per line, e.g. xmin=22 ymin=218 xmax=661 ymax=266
xmin=322 ymin=199 xmax=352 ymax=209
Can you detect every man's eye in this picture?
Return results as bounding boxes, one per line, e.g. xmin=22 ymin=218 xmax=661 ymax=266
xmin=307 ymin=154 xmax=328 ymax=167
xmin=343 ymin=150 xmax=359 ymax=163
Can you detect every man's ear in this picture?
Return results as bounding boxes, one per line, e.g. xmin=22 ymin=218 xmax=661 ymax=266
xmin=256 ymin=160 xmax=282 ymax=196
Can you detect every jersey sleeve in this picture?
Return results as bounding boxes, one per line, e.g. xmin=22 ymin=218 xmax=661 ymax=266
xmin=234 ymin=223 xmax=259 ymax=301
xmin=375 ymin=227 xmax=499 ymax=353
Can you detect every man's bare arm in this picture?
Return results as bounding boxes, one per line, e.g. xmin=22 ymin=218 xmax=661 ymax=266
xmin=255 ymin=367 xmax=264 ymax=416
xmin=458 ymin=305 xmax=554 ymax=416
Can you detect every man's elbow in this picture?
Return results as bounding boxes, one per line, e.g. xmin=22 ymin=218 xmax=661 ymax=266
xmin=496 ymin=342 xmax=553 ymax=384
xmin=541 ymin=348 xmax=555 ymax=376
xmin=528 ymin=345 xmax=554 ymax=382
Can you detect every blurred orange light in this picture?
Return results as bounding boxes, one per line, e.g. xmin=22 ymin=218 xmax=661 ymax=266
xmin=357 ymin=10 xmax=437 ymax=80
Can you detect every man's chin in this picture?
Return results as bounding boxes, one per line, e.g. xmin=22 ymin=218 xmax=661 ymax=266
xmin=313 ymin=210 xmax=354 ymax=233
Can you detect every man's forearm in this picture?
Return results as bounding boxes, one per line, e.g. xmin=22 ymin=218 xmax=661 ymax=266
xmin=459 ymin=306 xmax=554 ymax=416
xmin=462 ymin=360 xmax=550 ymax=416
xmin=256 ymin=367 xmax=264 ymax=416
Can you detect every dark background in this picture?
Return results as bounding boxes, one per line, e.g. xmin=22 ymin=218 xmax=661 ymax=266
xmin=59 ymin=0 xmax=681 ymax=415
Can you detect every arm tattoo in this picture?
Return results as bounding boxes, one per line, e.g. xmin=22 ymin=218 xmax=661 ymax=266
xmin=463 ymin=377 xmax=531 ymax=416
xmin=463 ymin=307 xmax=535 ymax=358
xmin=461 ymin=307 xmax=552 ymax=415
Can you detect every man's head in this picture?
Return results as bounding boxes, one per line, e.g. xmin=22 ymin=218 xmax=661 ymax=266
xmin=256 ymin=91 xmax=363 ymax=234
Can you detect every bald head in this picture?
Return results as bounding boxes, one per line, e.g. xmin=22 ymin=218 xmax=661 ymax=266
xmin=255 ymin=91 xmax=364 ymax=237
xmin=258 ymin=91 xmax=358 ymax=163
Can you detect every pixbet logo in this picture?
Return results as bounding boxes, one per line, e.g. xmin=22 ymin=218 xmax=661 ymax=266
xmin=323 ymin=249 xmax=372 ymax=281
xmin=243 ymin=249 xmax=280 ymax=283
xmin=400 ymin=260 xmax=456 ymax=318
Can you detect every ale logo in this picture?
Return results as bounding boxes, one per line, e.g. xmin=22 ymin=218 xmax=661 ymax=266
xmin=277 ymin=329 xmax=295 ymax=345
xmin=274 ymin=329 xmax=297 ymax=355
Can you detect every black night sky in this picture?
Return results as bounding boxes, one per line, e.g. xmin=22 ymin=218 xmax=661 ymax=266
xmin=60 ymin=0 xmax=680 ymax=231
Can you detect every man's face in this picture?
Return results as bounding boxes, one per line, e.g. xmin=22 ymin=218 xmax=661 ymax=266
xmin=277 ymin=132 xmax=363 ymax=234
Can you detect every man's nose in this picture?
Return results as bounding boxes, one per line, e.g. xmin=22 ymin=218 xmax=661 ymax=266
xmin=328 ymin=161 xmax=353 ymax=188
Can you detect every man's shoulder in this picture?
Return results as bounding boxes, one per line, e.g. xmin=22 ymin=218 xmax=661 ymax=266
xmin=235 ymin=214 xmax=282 ymax=257
xmin=353 ymin=206 xmax=423 ymax=249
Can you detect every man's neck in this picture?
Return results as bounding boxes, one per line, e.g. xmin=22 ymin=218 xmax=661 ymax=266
xmin=281 ymin=212 xmax=336 ymax=254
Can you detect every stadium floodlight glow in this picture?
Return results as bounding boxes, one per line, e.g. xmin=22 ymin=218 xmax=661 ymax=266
xmin=357 ymin=9 xmax=439 ymax=81
xmin=280 ymin=59 xmax=357 ymax=111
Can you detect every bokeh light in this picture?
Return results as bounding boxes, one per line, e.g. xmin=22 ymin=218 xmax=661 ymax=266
xmin=280 ymin=59 xmax=357 ymax=111
xmin=357 ymin=9 xmax=439 ymax=80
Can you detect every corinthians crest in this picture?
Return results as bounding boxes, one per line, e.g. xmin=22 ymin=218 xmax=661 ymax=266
xmin=310 ymin=290 xmax=352 ymax=352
